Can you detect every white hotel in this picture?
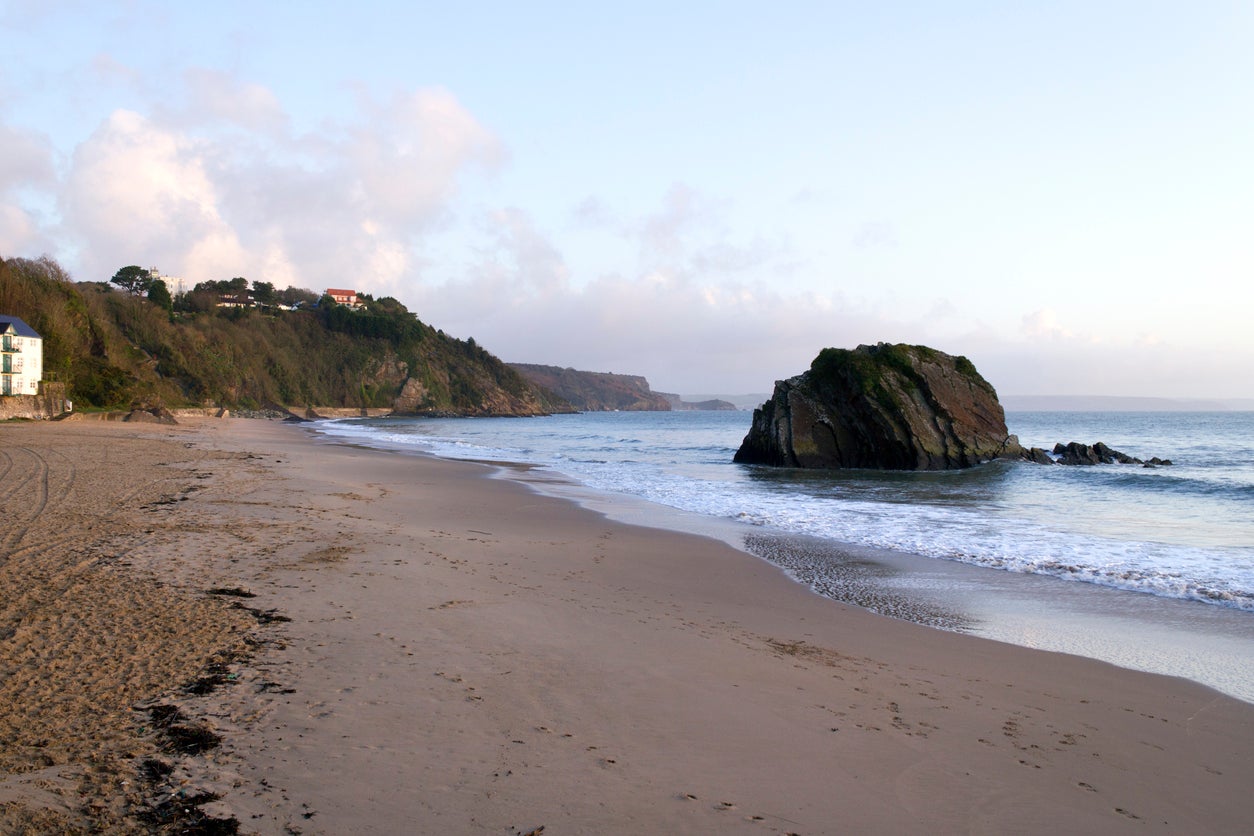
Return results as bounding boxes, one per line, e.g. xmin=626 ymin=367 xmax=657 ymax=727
xmin=0 ymin=316 xmax=43 ymax=396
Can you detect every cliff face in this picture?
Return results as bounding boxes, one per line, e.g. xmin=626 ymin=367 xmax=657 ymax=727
xmin=508 ymin=364 xmax=672 ymax=411
xmin=734 ymin=343 xmax=1022 ymax=470
xmin=393 ymin=353 xmax=573 ymax=417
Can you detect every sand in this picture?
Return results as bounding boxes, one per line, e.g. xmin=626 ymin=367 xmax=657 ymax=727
xmin=1 ymin=417 xmax=1250 ymax=834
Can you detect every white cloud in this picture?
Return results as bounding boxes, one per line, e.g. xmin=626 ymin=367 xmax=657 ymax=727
xmin=475 ymin=207 xmax=570 ymax=298
xmin=635 ymin=183 xmax=705 ymax=264
xmin=419 ymin=264 xmax=914 ymax=392
xmin=0 ymin=204 xmax=46 ymax=255
xmin=0 ymin=123 xmax=56 ymax=255
xmin=48 ymin=79 xmax=501 ymax=289
xmin=1020 ymin=308 xmax=1074 ymax=340
xmin=408 ymin=204 xmax=916 ymax=392
xmin=183 ymin=68 xmax=287 ymax=134
xmin=348 ymin=88 xmax=502 ymax=231
xmin=398 ymin=194 xmax=1254 ymax=398
xmin=0 ymin=124 xmax=55 ymax=189
xmin=59 ymin=109 xmax=243 ymax=281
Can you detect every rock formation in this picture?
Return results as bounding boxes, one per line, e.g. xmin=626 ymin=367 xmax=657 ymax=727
xmin=508 ymin=364 xmax=672 ymax=412
xmin=734 ymin=343 xmax=1023 ymax=470
xmin=122 ymin=405 xmax=178 ymax=424
xmin=1050 ymin=442 xmax=1172 ymax=467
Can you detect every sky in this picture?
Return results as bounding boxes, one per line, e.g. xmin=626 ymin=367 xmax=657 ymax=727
xmin=1 ymin=1 xmax=1251 ymax=398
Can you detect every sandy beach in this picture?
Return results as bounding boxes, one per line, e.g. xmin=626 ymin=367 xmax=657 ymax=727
xmin=1 ymin=417 xmax=1251 ymax=834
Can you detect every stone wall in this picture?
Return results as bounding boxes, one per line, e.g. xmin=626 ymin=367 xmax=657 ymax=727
xmin=0 ymin=382 xmax=69 ymax=420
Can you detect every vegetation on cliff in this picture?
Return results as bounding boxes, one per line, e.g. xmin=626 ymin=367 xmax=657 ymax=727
xmin=656 ymin=393 xmax=738 ymax=411
xmin=0 ymin=256 xmax=571 ymax=415
xmin=508 ymin=363 xmax=672 ymax=411
xmin=807 ymin=343 xmax=988 ymax=413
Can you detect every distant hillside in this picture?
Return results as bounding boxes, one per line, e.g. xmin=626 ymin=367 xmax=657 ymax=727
xmin=0 ymin=256 xmax=572 ymax=416
xmin=656 ymin=393 xmax=738 ymax=411
xmin=683 ymin=393 xmax=771 ymax=410
xmin=509 ymin=364 xmax=671 ymax=411
xmin=1001 ymin=395 xmax=1249 ymax=412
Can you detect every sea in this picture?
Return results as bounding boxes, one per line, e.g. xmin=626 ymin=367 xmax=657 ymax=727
xmin=312 ymin=409 xmax=1254 ymax=703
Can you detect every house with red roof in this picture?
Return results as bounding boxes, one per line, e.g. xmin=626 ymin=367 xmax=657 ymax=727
xmin=325 ymin=288 xmax=362 ymax=308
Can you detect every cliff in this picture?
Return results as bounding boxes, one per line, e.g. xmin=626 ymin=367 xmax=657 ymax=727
xmin=508 ymin=364 xmax=672 ymax=412
xmin=657 ymin=393 xmax=738 ymax=411
xmin=0 ymin=256 xmax=572 ymax=417
xmin=734 ymin=343 xmax=1022 ymax=470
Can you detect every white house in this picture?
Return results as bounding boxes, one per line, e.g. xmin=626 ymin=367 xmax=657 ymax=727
xmin=0 ymin=316 xmax=43 ymax=396
xmin=325 ymin=288 xmax=362 ymax=308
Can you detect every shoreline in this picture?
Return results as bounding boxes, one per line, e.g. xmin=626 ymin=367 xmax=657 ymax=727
xmin=2 ymin=417 xmax=1251 ymax=833
xmin=367 ymin=425 xmax=1254 ymax=705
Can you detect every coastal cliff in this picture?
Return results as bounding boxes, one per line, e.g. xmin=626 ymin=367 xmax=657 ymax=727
xmin=508 ymin=364 xmax=672 ymax=411
xmin=657 ymin=393 xmax=738 ymax=411
xmin=734 ymin=343 xmax=1022 ymax=470
xmin=0 ymin=255 xmax=571 ymax=417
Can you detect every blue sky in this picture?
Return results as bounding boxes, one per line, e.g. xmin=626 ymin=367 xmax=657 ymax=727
xmin=2 ymin=1 xmax=1251 ymax=397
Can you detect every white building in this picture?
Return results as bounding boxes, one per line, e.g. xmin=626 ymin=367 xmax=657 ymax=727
xmin=0 ymin=316 xmax=43 ymax=396
xmin=325 ymin=288 xmax=362 ymax=308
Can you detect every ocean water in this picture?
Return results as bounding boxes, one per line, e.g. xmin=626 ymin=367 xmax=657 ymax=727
xmin=312 ymin=409 xmax=1254 ymax=700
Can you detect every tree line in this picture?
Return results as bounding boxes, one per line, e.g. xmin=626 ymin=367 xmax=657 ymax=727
xmin=109 ymin=266 xmax=321 ymax=314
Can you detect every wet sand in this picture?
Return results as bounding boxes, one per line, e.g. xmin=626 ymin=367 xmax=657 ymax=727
xmin=1 ymin=417 xmax=1251 ymax=834
xmin=734 ymin=531 xmax=1254 ymax=704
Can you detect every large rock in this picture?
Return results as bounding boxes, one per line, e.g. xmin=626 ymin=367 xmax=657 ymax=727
xmin=734 ymin=343 xmax=1022 ymax=470
xmin=122 ymin=405 xmax=178 ymax=424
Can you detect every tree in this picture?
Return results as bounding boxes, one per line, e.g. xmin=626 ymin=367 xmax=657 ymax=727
xmin=147 ymin=278 xmax=173 ymax=312
xmin=251 ymin=280 xmax=277 ymax=307
xmin=111 ymin=265 xmax=153 ymax=296
xmin=213 ymin=277 xmax=250 ymax=305
xmin=279 ymin=286 xmax=319 ymax=308
xmin=372 ymin=296 xmax=410 ymax=315
xmin=176 ymin=286 xmax=219 ymax=314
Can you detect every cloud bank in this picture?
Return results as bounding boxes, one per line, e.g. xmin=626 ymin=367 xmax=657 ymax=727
xmin=41 ymin=73 xmax=501 ymax=292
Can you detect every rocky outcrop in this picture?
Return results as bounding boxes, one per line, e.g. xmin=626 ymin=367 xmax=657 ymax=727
xmin=1021 ymin=446 xmax=1056 ymax=465
xmin=392 ymin=377 xmax=431 ymax=413
xmin=122 ymin=405 xmax=178 ymax=424
xmin=509 ymin=364 xmax=672 ymax=412
xmin=1050 ymin=442 xmax=1172 ymax=466
xmin=391 ymin=367 xmax=573 ymax=417
xmin=734 ymin=343 xmax=1023 ymax=470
